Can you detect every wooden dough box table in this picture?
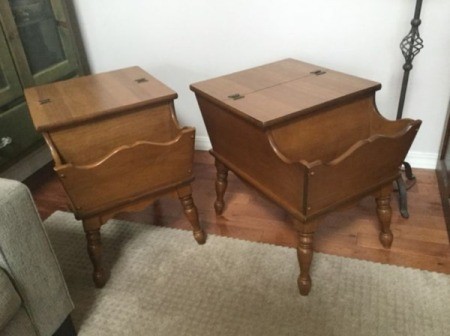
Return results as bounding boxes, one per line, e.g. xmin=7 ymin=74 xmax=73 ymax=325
xmin=25 ymin=67 xmax=206 ymax=287
xmin=190 ymin=59 xmax=421 ymax=295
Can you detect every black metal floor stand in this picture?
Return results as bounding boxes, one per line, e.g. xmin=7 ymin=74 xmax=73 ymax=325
xmin=395 ymin=0 xmax=424 ymax=218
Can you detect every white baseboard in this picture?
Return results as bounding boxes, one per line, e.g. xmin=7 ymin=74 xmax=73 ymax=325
xmin=405 ymin=151 xmax=438 ymax=170
xmin=194 ymin=135 xmax=212 ymax=151
xmin=195 ymin=136 xmax=438 ymax=170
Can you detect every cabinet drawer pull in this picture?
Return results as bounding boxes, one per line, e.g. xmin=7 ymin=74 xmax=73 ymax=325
xmin=0 ymin=137 xmax=12 ymax=149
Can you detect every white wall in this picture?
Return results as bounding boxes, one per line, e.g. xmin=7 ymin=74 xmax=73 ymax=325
xmin=73 ymin=0 xmax=450 ymax=168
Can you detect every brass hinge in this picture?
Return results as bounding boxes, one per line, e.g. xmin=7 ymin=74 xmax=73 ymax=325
xmin=310 ymin=70 xmax=326 ymax=76
xmin=39 ymin=98 xmax=51 ymax=105
xmin=135 ymin=78 xmax=148 ymax=84
xmin=228 ymin=93 xmax=245 ymax=100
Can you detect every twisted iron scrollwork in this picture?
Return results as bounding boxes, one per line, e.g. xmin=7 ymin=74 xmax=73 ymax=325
xmin=397 ymin=0 xmax=423 ymax=120
xmin=400 ymin=20 xmax=424 ymax=69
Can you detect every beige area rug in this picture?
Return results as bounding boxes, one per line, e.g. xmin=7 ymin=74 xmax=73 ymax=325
xmin=44 ymin=211 xmax=449 ymax=336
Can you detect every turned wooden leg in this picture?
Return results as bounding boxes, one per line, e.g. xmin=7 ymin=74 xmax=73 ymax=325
xmin=177 ymin=185 xmax=206 ymax=245
xmin=82 ymin=217 xmax=108 ymax=288
xmin=375 ymin=185 xmax=394 ymax=248
xmin=293 ymin=219 xmax=315 ymax=296
xmin=214 ymin=159 xmax=228 ymax=215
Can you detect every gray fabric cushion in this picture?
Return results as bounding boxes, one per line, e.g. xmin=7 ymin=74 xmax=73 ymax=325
xmin=0 ymin=307 xmax=37 ymax=336
xmin=0 ymin=269 xmax=21 ymax=330
xmin=0 ymin=178 xmax=73 ymax=336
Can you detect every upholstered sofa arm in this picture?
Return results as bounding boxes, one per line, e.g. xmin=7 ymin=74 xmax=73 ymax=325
xmin=0 ymin=269 xmax=22 ymax=330
xmin=0 ymin=178 xmax=74 ymax=336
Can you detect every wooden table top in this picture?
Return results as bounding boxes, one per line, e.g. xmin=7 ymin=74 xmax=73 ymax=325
xmin=190 ymin=58 xmax=381 ymax=128
xmin=25 ymin=66 xmax=177 ymax=132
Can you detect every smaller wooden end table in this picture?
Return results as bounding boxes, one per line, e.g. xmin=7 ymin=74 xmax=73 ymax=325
xmin=25 ymin=67 xmax=206 ymax=287
xmin=190 ymin=59 xmax=421 ymax=295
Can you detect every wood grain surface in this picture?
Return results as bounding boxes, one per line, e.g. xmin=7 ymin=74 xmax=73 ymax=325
xmin=25 ymin=66 xmax=177 ymax=132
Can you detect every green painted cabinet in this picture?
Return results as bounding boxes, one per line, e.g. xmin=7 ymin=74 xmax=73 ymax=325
xmin=0 ymin=0 xmax=88 ymax=171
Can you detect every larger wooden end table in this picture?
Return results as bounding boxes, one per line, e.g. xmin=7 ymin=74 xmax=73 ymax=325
xmin=190 ymin=58 xmax=421 ymax=295
xmin=25 ymin=67 xmax=206 ymax=287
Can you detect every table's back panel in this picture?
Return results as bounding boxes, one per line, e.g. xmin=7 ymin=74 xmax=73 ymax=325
xmin=46 ymin=103 xmax=180 ymax=165
xmin=270 ymin=97 xmax=374 ymax=164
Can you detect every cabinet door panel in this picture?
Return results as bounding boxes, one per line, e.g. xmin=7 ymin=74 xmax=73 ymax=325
xmin=0 ymin=102 xmax=41 ymax=168
xmin=0 ymin=23 xmax=22 ymax=106
xmin=1 ymin=0 xmax=78 ymax=87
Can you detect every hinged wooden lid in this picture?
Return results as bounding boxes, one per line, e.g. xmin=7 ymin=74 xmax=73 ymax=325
xmin=190 ymin=58 xmax=381 ymax=128
xmin=25 ymin=66 xmax=178 ymax=132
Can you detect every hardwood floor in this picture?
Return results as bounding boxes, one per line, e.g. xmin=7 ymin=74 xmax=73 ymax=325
xmin=25 ymin=151 xmax=450 ymax=274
